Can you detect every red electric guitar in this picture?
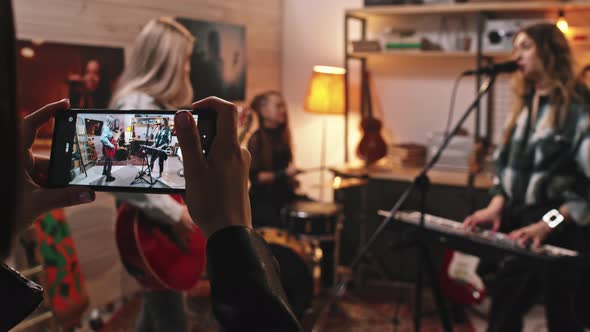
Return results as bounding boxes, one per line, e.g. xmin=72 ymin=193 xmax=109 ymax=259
xmin=439 ymin=250 xmax=486 ymax=305
xmin=356 ymin=70 xmax=387 ymax=165
xmin=439 ymin=140 xmax=490 ymax=305
xmin=115 ymin=195 xmax=206 ymax=291
xmin=102 ymin=131 xmax=119 ymax=159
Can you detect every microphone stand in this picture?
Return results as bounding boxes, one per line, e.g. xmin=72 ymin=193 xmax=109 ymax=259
xmin=313 ymin=74 xmax=497 ymax=332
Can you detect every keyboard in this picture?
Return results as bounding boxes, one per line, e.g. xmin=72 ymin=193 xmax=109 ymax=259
xmin=379 ymin=210 xmax=580 ymax=262
xmin=140 ymin=144 xmax=167 ymax=154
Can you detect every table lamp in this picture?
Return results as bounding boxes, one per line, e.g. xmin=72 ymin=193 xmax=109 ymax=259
xmin=304 ymin=65 xmax=346 ymax=200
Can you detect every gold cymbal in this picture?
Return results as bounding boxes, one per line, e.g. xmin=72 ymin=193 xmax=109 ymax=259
xmin=311 ymin=176 xmax=368 ymax=189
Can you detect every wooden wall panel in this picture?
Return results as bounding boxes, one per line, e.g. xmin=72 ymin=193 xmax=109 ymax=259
xmin=13 ymin=0 xmax=283 ymax=102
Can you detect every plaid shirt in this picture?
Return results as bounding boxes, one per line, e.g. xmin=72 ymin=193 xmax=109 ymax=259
xmin=491 ymin=93 xmax=590 ymax=225
xmin=154 ymin=126 xmax=171 ymax=148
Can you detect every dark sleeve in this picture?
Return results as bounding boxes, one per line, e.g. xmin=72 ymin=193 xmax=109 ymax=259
xmin=0 ymin=263 xmax=44 ymax=331
xmin=164 ymin=128 xmax=172 ymax=146
xmin=206 ymin=226 xmax=303 ymax=332
xmin=489 ymin=142 xmax=509 ymax=199
xmin=247 ymin=131 xmax=262 ymax=184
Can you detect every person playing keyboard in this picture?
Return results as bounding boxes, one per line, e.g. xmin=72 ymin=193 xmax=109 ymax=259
xmin=150 ymin=117 xmax=171 ymax=178
xmin=463 ymin=23 xmax=590 ymax=332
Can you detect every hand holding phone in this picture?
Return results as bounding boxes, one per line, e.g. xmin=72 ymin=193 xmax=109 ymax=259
xmin=175 ymin=97 xmax=252 ymax=237
xmin=48 ymin=106 xmax=216 ymax=193
xmin=21 ymin=99 xmax=96 ymax=229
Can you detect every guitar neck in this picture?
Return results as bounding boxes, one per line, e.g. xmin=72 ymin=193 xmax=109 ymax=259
xmin=363 ymin=70 xmax=373 ymax=119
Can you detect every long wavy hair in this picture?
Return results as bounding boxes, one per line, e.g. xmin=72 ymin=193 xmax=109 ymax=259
xmin=504 ymin=23 xmax=581 ymax=144
xmin=250 ymin=91 xmax=293 ymax=170
xmin=110 ymin=17 xmax=194 ymax=108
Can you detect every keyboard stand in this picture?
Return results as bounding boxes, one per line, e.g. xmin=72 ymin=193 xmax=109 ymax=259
xmin=405 ymin=174 xmax=454 ymax=332
xmin=130 ymin=150 xmax=157 ymax=186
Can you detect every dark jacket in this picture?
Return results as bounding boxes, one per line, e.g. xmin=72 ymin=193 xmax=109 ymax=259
xmin=207 ymin=226 xmax=303 ymax=331
xmin=3 ymin=226 xmax=302 ymax=331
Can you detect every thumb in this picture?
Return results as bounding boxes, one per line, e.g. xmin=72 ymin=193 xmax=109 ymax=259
xmin=174 ymin=111 xmax=204 ymax=181
xmin=32 ymin=187 xmax=95 ymax=213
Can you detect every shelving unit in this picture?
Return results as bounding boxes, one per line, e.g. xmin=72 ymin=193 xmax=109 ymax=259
xmin=75 ymin=116 xmax=96 ymax=178
xmin=343 ymin=1 xmax=590 ymax=162
xmin=349 ymin=50 xmax=512 ymax=58
xmin=131 ymin=116 xmax=166 ymax=141
xmin=347 ymin=1 xmax=590 ymax=16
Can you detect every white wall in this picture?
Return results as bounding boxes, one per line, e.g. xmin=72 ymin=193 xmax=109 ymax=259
xmin=282 ymin=0 xmax=486 ymax=201
xmin=283 ymin=0 xmax=361 ymax=202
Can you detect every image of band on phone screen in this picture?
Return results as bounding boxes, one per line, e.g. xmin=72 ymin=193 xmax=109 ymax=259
xmin=48 ymin=109 xmax=215 ymax=193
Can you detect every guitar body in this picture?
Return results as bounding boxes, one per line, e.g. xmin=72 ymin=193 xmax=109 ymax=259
xmin=356 ymin=70 xmax=387 ymax=165
xmin=357 ymin=118 xmax=387 ymax=165
xmin=102 ymin=137 xmax=117 ymax=159
xmin=115 ymin=197 xmax=206 ymax=291
xmin=439 ymin=249 xmax=486 ymax=305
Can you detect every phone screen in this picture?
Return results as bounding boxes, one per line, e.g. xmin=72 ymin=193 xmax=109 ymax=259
xmin=48 ymin=109 xmax=215 ymax=193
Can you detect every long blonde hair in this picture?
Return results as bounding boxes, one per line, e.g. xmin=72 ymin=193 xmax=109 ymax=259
xmin=111 ymin=17 xmax=195 ymax=108
xmin=504 ymin=23 xmax=580 ymax=144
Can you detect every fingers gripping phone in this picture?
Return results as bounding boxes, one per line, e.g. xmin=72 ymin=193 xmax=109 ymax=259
xmin=48 ymin=108 xmax=216 ymax=193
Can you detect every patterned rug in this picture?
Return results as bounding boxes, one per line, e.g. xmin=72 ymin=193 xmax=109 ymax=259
xmin=99 ymin=281 xmax=476 ymax=332
xmin=96 ymin=155 xmax=146 ymax=166
xmin=89 ymin=165 xmax=171 ymax=189
xmin=310 ymin=282 xmax=476 ymax=332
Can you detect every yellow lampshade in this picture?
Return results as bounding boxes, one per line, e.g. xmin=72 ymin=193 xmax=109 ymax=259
xmin=304 ymin=65 xmax=346 ymax=115
xmin=557 ymin=17 xmax=569 ymax=34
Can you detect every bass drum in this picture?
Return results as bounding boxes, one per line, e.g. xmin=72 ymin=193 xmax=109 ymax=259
xmin=257 ymin=227 xmax=321 ymax=319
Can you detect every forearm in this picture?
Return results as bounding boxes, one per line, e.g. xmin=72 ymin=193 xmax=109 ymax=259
xmin=487 ymin=195 xmax=505 ymax=213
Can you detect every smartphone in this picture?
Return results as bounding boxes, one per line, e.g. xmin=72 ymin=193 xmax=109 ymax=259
xmin=48 ymin=108 xmax=216 ymax=193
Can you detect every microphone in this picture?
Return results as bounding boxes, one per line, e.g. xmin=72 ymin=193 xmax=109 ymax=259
xmin=462 ymin=60 xmax=518 ymax=76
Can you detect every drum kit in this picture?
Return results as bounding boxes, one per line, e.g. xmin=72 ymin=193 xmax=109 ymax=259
xmin=255 ymin=200 xmax=343 ymax=318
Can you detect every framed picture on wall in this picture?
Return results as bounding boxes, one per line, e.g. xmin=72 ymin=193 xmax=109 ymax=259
xmin=16 ymin=40 xmax=124 ymax=147
xmin=176 ymin=18 xmax=247 ymax=102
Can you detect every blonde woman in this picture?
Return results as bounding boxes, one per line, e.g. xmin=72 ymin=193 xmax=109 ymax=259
xmin=110 ymin=17 xmax=196 ymax=332
xmin=100 ymin=115 xmax=117 ymax=181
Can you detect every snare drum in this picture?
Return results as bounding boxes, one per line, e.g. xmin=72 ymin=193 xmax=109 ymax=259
xmin=257 ymin=227 xmax=321 ymax=318
xmin=283 ymin=201 xmax=342 ymax=236
xmin=282 ymin=201 xmax=343 ymax=288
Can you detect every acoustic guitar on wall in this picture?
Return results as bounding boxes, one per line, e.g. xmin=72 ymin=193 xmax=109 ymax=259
xmin=356 ymin=70 xmax=387 ymax=165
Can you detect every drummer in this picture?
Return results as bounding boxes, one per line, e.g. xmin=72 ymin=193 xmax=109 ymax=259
xmin=247 ymin=91 xmax=303 ymax=228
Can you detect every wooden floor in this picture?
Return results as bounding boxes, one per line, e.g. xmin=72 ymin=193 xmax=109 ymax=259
xmin=63 ymin=194 xmax=551 ymax=332
xmin=98 ymin=281 xmax=480 ymax=332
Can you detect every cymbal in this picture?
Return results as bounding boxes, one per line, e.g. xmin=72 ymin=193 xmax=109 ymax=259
xmin=311 ymin=177 xmax=368 ymax=190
